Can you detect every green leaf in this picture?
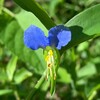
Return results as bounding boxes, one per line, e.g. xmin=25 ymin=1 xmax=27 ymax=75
xmin=13 ymin=0 xmax=55 ymax=29
xmin=77 ymin=62 xmax=97 ymax=78
xmin=49 ymin=0 xmax=63 ymax=17
xmin=61 ymin=4 xmax=100 ymax=53
xmin=77 ymin=41 xmax=89 ymax=52
xmin=15 ymin=10 xmax=48 ymax=33
xmin=14 ymin=68 xmax=32 ymax=84
xmin=0 ymin=0 xmax=4 ymax=14
xmin=0 ymin=89 xmax=13 ymax=96
xmin=57 ymin=67 xmax=71 ymax=83
xmin=6 ymin=55 xmax=18 ymax=81
xmin=0 ymin=67 xmax=8 ymax=83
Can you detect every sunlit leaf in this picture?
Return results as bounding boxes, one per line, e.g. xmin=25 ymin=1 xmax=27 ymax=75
xmin=61 ymin=4 xmax=100 ymax=53
xmin=14 ymin=68 xmax=32 ymax=84
xmin=6 ymin=55 xmax=18 ymax=81
xmin=0 ymin=89 xmax=13 ymax=96
xmin=57 ymin=67 xmax=71 ymax=83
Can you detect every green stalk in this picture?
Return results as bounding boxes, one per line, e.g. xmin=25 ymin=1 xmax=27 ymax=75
xmin=3 ymin=7 xmax=15 ymax=17
xmin=26 ymin=70 xmax=47 ymax=100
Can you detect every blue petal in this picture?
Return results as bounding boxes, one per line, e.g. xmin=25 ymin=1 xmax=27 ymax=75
xmin=24 ymin=25 xmax=49 ymax=50
xmin=48 ymin=25 xmax=71 ymax=50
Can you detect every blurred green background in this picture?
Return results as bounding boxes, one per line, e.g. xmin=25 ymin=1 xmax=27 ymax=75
xmin=0 ymin=0 xmax=100 ymax=100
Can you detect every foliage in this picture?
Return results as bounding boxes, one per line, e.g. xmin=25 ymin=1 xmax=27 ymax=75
xmin=0 ymin=0 xmax=100 ymax=99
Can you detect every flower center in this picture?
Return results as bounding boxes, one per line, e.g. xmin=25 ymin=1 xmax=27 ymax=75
xmin=45 ymin=50 xmax=54 ymax=67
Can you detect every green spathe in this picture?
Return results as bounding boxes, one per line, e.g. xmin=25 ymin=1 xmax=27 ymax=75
xmin=44 ymin=46 xmax=60 ymax=95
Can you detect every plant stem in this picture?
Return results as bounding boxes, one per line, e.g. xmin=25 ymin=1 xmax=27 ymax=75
xmin=14 ymin=90 xmax=20 ymax=100
xmin=26 ymin=70 xmax=47 ymax=100
xmin=88 ymin=91 xmax=97 ymax=100
xmin=3 ymin=7 xmax=15 ymax=17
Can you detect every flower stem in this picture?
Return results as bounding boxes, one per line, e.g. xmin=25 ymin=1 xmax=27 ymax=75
xmin=26 ymin=70 xmax=47 ymax=100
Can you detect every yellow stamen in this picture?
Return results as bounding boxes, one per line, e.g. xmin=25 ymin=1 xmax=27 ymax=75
xmin=45 ymin=50 xmax=53 ymax=62
xmin=48 ymin=50 xmax=53 ymax=56
xmin=45 ymin=55 xmax=49 ymax=61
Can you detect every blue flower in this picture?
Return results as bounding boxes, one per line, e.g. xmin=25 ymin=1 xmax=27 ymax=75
xmin=24 ymin=25 xmax=71 ymax=50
